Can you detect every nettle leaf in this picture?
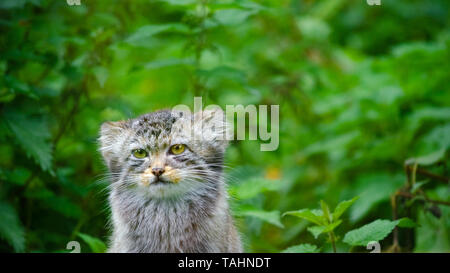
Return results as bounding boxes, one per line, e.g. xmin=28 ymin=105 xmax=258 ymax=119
xmin=3 ymin=110 xmax=53 ymax=173
xmin=323 ymin=219 xmax=342 ymax=233
xmin=281 ymin=243 xmax=319 ymax=253
xmin=78 ymin=233 xmax=107 ymax=253
xmin=333 ymin=196 xmax=359 ymax=221
xmin=229 ymin=177 xmax=280 ymax=199
xmin=0 ymin=202 xmax=25 ymax=252
xmin=307 ymin=226 xmax=325 ymax=239
xmin=283 ymin=209 xmax=326 ymax=226
xmin=343 ymin=218 xmax=415 ymax=247
xmin=307 ymin=220 xmax=342 ymax=239
xmin=405 ymin=148 xmax=446 ymax=166
xmin=343 ymin=219 xmax=397 ymax=247
xmin=237 ymin=209 xmax=284 ymax=228
xmin=320 ymin=200 xmax=331 ymax=222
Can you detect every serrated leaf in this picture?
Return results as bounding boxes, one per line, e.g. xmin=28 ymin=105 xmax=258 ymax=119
xmin=3 ymin=110 xmax=53 ymax=172
xmin=323 ymin=219 xmax=342 ymax=233
xmin=283 ymin=209 xmax=326 ymax=226
xmin=333 ymin=196 xmax=359 ymax=221
xmin=281 ymin=243 xmax=319 ymax=253
xmin=0 ymin=202 xmax=25 ymax=252
xmin=238 ymin=209 xmax=284 ymax=228
xmin=78 ymin=233 xmax=107 ymax=253
xmin=343 ymin=219 xmax=398 ymax=247
xmin=307 ymin=219 xmax=342 ymax=239
xmin=406 ymin=148 xmax=446 ymax=166
xmin=320 ymin=200 xmax=331 ymax=222
xmin=307 ymin=226 xmax=325 ymax=239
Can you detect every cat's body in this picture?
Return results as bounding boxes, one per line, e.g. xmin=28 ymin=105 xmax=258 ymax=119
xmin=99 ymin=109 xmax=242 ymax=253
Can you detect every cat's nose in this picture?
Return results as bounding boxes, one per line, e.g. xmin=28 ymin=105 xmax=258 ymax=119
xmin=151 ymin=167 xmax=165 ymax=177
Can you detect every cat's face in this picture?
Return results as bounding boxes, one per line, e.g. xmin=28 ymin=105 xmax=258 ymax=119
xmin=99 ymin=109 xmax=228 ymax=199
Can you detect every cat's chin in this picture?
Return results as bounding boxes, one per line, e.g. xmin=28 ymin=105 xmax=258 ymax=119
xmin=137 ymin=179 xmax=193 ymax=199
xmin=150 ymin=177 xmax=171 ymax=186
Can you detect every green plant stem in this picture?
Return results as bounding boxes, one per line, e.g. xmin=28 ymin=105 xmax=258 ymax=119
xmin=329 ymin=231 xmax=337 ymax=253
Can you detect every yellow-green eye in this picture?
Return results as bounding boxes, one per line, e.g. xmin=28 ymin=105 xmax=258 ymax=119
xmin=170 ymin=144 xmax=185 ymax=155
xmin=132 ymin=149 xmax=147 ymax=159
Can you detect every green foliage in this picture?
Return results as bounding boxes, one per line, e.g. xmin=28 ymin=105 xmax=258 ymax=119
xmin=281 ymin=243 xmax=319 ymax=253
xmin=406 ymin=148 xmax=446 ymax=166
xmin=284 ymin=198 xmax=358 ymax=251
xmin=235 ymin=208 xmax=284 ymax=229
xmin=0 ymin=0 xmax=449 ymax=253
xmin=2 ymin=110 xmax=53 ymax=173
xmin=0 ymin=202 xmax=25 ymax=252
xmin=343 ymin=218 xmax=415 ymax=247
xmin=414 ymin=206 xmax=450 ymax=252
xmin=77 ymin=233 xmax=107 ymax=253
xmin=333 ymin=197 xmax=359 ymax=221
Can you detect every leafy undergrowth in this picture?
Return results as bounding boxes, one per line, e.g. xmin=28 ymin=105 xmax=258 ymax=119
xmin=0 ymin=0 xmax=449 ymax=253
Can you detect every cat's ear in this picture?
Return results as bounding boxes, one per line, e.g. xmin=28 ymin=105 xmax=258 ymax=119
xmin=193 ymin=106 xmax=230 ymax=149
xmin=99 ymin=121 xmax=129 ymax=170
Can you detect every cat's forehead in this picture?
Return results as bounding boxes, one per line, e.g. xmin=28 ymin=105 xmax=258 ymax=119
xmin=131 ymin=110 xmax=178 ymax=137
xmin=127 ymin=110 xmax=191 ymax=149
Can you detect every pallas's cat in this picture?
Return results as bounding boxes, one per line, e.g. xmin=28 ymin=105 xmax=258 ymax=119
xmin=99 ymin=108 xmax=242 ymax=253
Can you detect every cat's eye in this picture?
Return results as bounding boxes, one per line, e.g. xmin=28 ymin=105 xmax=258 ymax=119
xmin=169 ymin=144 xmax=185 ymax=155
xmin=132 ymin=149 xmax=148 ymax=159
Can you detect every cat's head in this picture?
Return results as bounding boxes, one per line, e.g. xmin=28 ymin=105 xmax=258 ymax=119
xmin=99 ymin=108 xmax=229 ymax=199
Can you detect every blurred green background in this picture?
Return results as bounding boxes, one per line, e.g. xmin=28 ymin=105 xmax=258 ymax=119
xmin=0 ymin=0 xmax=449 ymax=253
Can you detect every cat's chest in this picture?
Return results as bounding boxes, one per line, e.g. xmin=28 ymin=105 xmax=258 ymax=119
xmin=115 ymin=199 xmax=216 ymax=252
